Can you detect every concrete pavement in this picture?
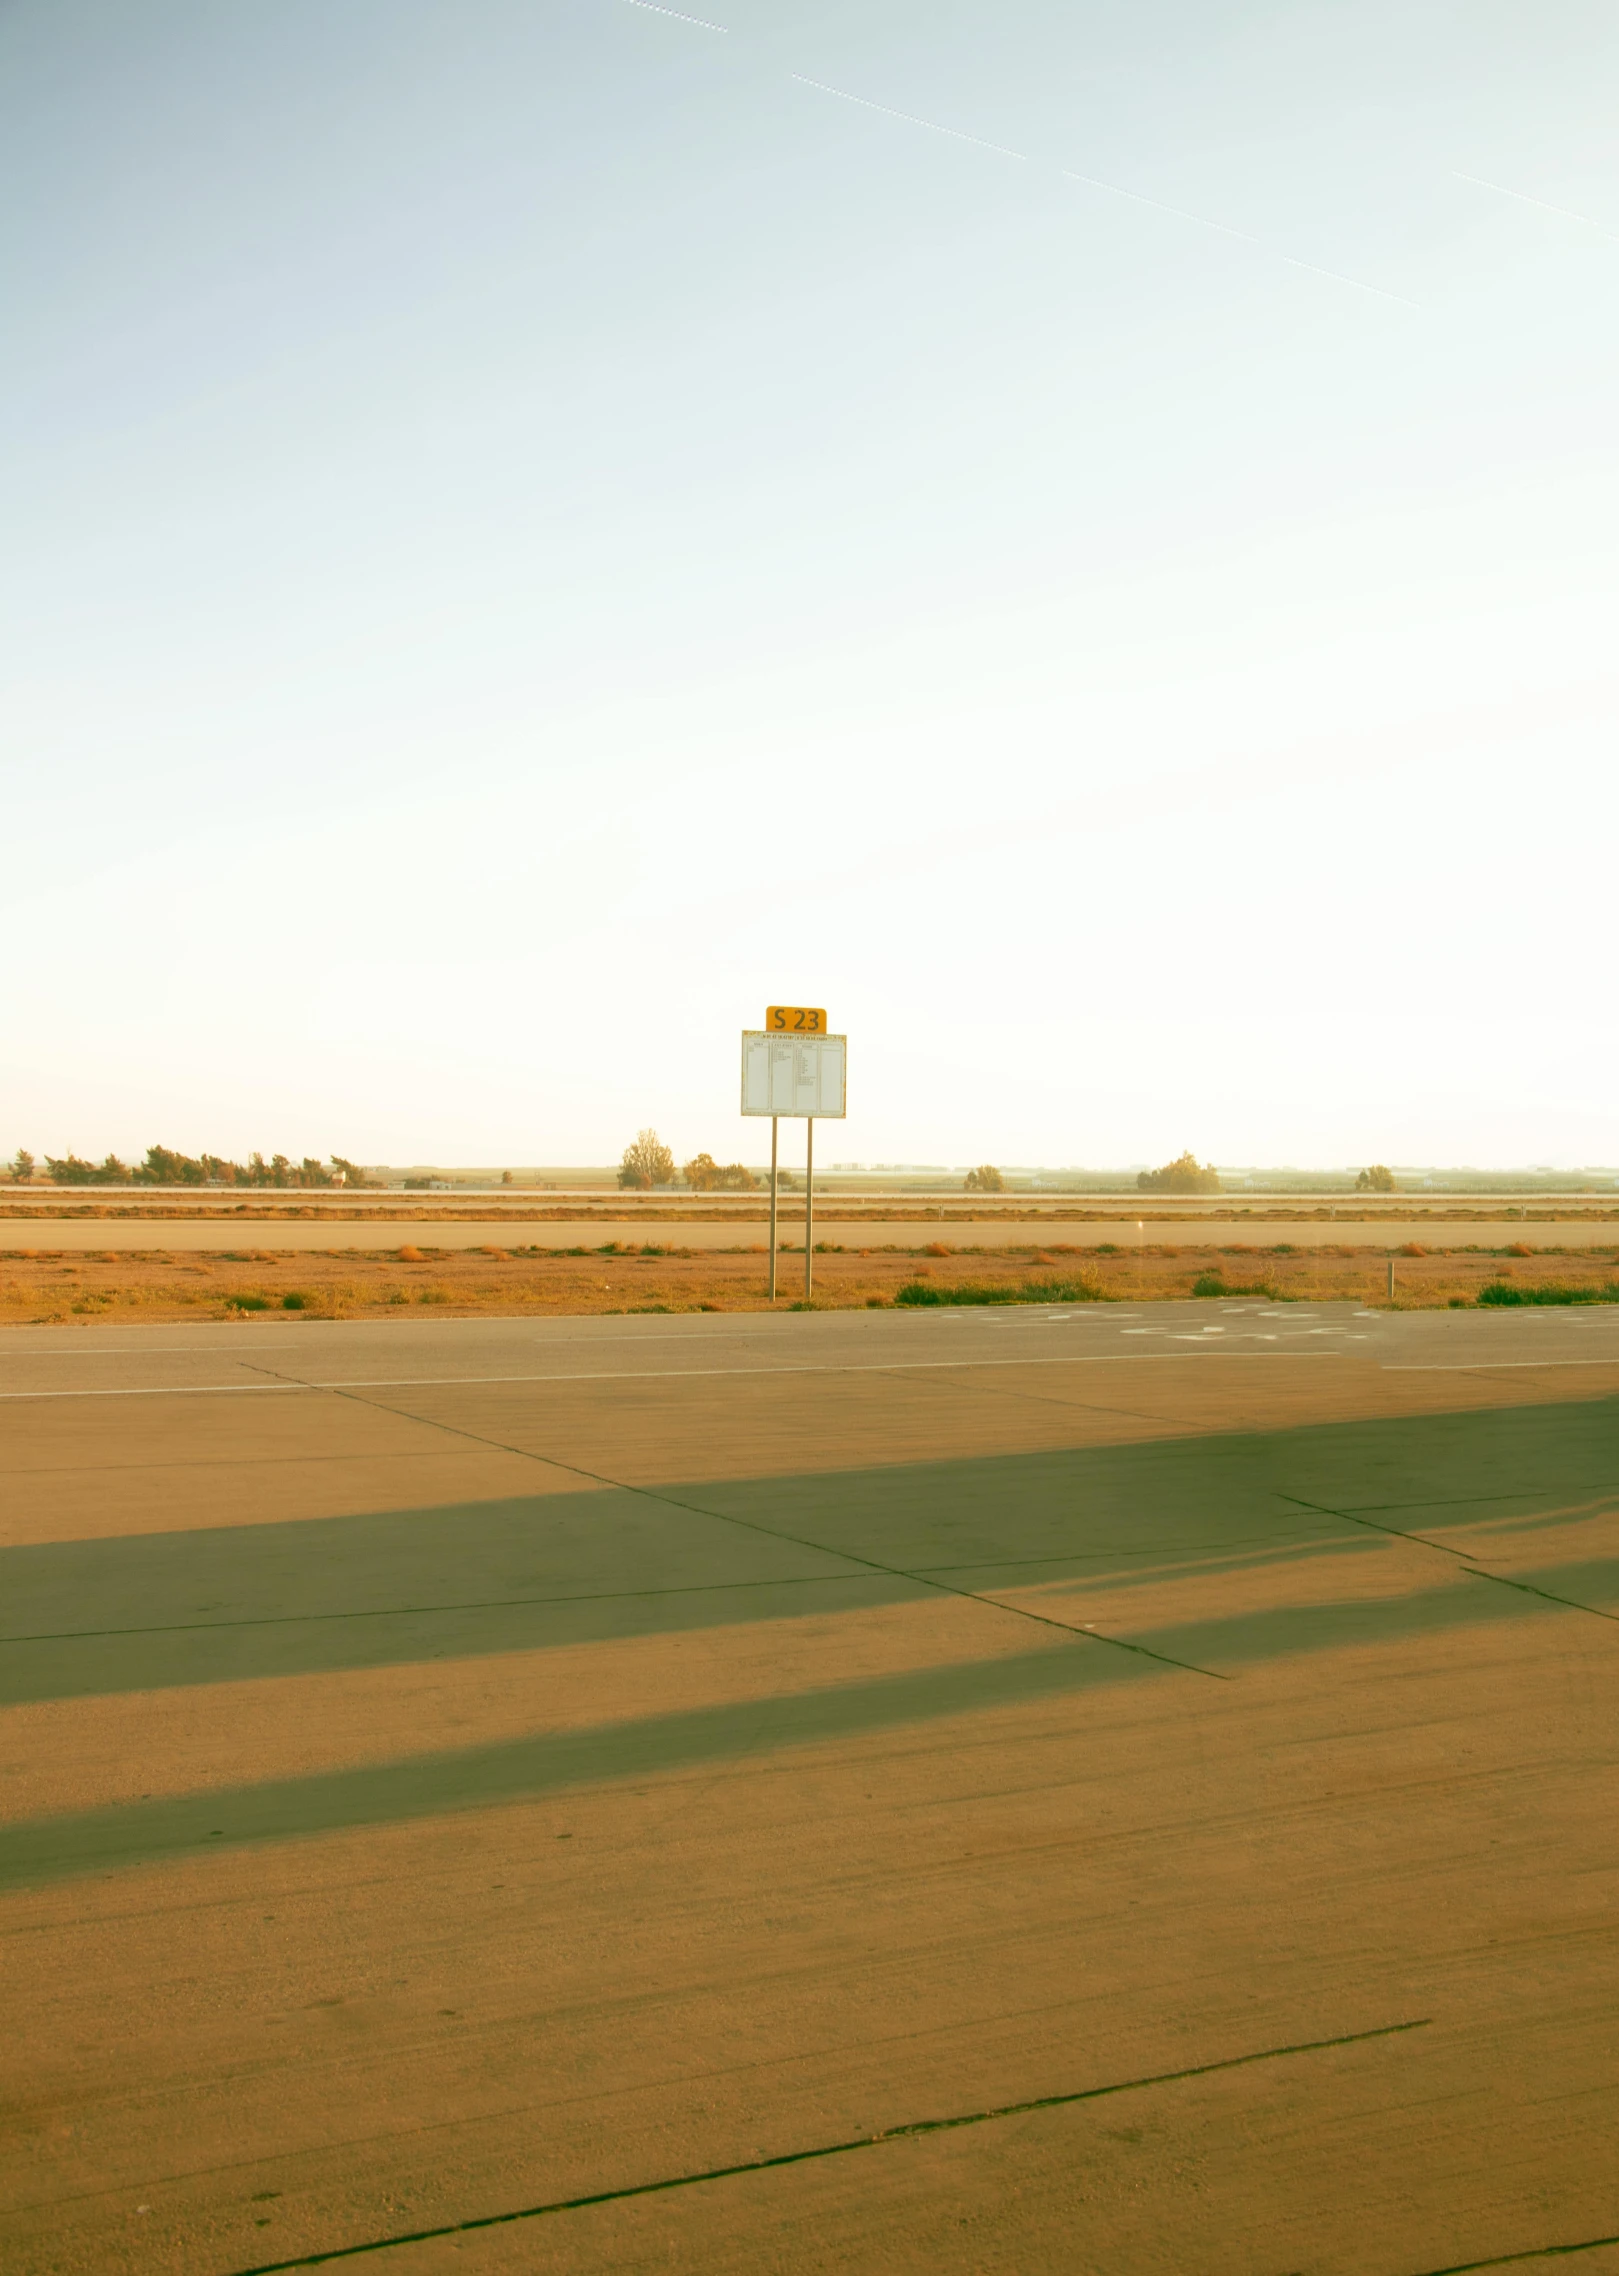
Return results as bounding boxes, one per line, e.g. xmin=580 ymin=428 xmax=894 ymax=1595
xmin=4 ymin=1304 xmax=1619 ymax=2273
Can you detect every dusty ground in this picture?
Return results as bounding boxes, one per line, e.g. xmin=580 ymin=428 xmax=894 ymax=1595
xmin=3 ymin=1238 xmax=1617 ymax=1321
xmin=4 ymin=1305 xmax=1619 ymax=2274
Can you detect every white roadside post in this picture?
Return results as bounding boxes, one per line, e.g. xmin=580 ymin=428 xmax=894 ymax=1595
xmin=741 ymin=1011 xmax=846 ymax=1304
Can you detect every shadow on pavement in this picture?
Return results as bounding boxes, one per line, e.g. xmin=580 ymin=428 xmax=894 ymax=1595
xmin=3 ymin=1395 xmax=1617 ymax=1887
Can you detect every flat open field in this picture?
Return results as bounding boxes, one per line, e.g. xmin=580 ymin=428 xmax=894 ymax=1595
xmin=7 ymin=1208 xmax=1619 ymax=1252
xmin=4 ymin=1304 xmax=1619 ymax=2274
xmin=4 ymin=1238 xmax=1619 ymax=1321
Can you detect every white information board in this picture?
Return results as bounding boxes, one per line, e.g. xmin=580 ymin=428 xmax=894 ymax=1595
xmin=741 ymin=1031 xmax=846 ymax=1118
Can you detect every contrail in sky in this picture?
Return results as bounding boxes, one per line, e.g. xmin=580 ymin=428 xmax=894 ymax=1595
xmin=1058 ymin=167 xmax=1420 ymax=306
xmin=624 ymin=0 xmax=727 ymax=31
xmin=791 ymin=70 xmax=1415 ymax=309
xmin=787 ymin=74 xmax=1032 ymax=167
xmin=1454 ymin=171 xmax=1619 ymax=246
xmin=620 ymin=4 xmax=1415 ymax=311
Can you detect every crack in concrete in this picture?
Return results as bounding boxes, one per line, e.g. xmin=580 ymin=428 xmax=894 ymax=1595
xmin=222 ymin=2018 xmax=1431 ymax=2274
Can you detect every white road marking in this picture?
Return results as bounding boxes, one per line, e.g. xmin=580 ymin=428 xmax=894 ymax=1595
xmin=0 ymin=1349 xmax=1346 ymax=1401
xmin=1383 ymin=1357 xmax=1619 ymax=1373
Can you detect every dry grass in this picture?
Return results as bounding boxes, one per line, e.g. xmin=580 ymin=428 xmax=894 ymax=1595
xmin=3 ymin=1241 xmax=1619 ymax=1324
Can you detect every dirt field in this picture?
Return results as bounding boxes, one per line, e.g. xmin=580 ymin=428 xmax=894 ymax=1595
xmin=4 ymin=1303 xmax=1619 ymax=2274
xmin=4 ymin=1239 xmax=1618 ymax=1322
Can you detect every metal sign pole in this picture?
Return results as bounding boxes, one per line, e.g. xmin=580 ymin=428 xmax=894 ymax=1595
xmin=805 ymin=1118 xmax=814 ymax=1301
xmin=768 ymin=1117 xmax=779 ymax=1301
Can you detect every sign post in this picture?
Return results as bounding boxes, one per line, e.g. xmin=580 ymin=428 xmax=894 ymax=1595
xmin=741 ymin=1013 xmax=845 ymax=1303
xmin=768 ymin=1117 xmax=779 ymax=1301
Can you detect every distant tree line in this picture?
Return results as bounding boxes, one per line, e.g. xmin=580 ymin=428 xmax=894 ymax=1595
xmin=9 ymin=1146 xmax=369 ymax=1187
xmin=617 ymin=1130 xmax=758 ymax=1191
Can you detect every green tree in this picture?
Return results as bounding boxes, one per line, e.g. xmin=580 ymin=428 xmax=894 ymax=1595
xmin=619 ymin=1128 xmax=676 ymax=1189
xmin=1137 ymin=1151 xmax=1222 ymax=1195
xmin=1356 ymin=1164 xmax=1397 ymax=1193
xmin=136 ymin=1146 xmax=207 ymax=1185
xmin=45 ymin=1153 xmax=98 ymax=1184
xmin=10 ymin=1149 xmax=35 ymax=1184
xmin=684 ymin=1153 xmax=758 ymax=1192
xmin=964 ymin=1164 xmax=1004 ymax=1193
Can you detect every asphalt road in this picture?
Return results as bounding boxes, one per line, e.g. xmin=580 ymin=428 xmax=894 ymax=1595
xmin=5 ymin=1304 xmax=1619 ymax=2274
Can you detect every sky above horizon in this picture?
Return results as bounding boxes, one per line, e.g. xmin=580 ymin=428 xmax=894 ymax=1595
xmin=4 ymin=0 xmax=1618 ymax=1170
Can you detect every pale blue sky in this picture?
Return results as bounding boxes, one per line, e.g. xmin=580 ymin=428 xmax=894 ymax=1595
xmin=4 ymin=1 xmax=1617 ymax=1167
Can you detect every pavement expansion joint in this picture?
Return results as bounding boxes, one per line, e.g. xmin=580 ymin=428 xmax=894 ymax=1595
xmin=218 ymin=2019 xmax=1430 ymax=2276
xmin=0 ymin=1569 xmax=884 ymax=1648
xmin=1280 ymin=1495 xmax=1619 ymax=1628
xmin=1405 ymin=2231 xmax=1619 ymax=2274
xmin=238 ymin=1362 xmax=1231 ymax=1678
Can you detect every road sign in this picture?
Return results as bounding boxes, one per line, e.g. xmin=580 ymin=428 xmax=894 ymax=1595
xmin=744 ymin=1019 xmax=846 ymax=1306
xmin=741 ymin=1031 xmax=846 ymax=1118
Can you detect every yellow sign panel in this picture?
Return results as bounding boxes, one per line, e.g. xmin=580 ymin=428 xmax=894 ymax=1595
xmin=766 ymin=1005 xmax=826 ymax=1035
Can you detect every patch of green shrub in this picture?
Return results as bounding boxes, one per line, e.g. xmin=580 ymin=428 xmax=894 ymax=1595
xmin=1477 ymin=1281 xmax=1619 ymax=1307
xmin=282 ymin=1292 xmax=309 ymax=1310
xmin=225 ymin=1292 xmax=269 ymax=1311
xmin=1192 ymin=1272 xmax=1277 ymax=1299
xmin=895 ymin=1275 xmax=1107 ymax=1308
